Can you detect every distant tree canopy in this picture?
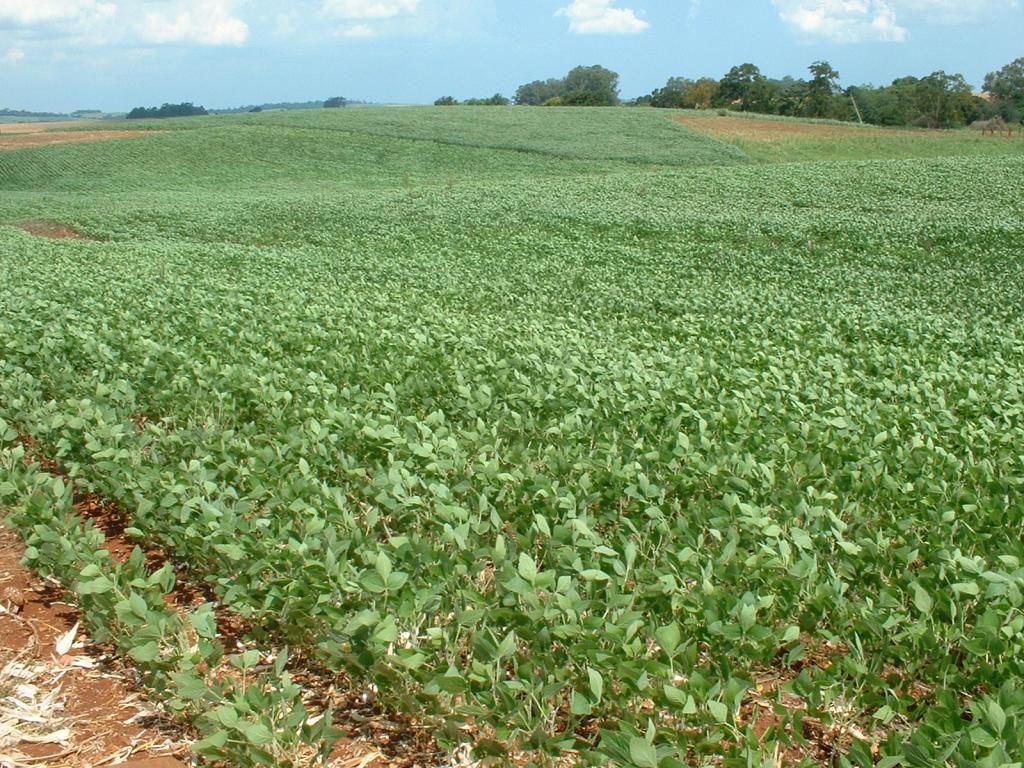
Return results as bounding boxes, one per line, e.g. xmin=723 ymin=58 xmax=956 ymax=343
xmin=806 ymin=61 xmax=841 ymax=118
xmin=515 ymin=65 xmax=620 ymax=107
xmin=514 ymin=78 xmax=564 ymax=106
xmin=648 ymin=77 xmax=719 ymax=109
xmin=127 ymin=103 xmax=208 ymax=120
xmin=432 ymin=94 xmax=509 ymax=107
xmin=639 ymin=57 xmax=1009 ymax=129
xmin=849 ymin=72 xmax=983 ymax=128
xmin=462 ymin=93 xmax=511 ymax=106
xmin=0 ymin=108 xmax=65 ymax=118
xmin=984 ymin=57 xmax=1024 ymax=123
xmin=323 ymin=96 xmax=348 ymax=108
xmin=718 ymin=63 xmax=763 ymax=108
xmin=210 ymin=100 xmax=359 ymax=115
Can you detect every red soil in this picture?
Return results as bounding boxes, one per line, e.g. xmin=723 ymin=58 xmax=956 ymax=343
xmin=12 ymin=220 xmax=97 ymax=240
xmin=0 ymin=521 xmax=191 ymax=766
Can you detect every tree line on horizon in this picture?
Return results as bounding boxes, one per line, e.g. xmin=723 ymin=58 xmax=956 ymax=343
xmin=638 ymin=58 xmax=1023 ymax=129
xmin=0 ymin=107 xmax=67 ymax=118
xmin=126 ymin=96 xmax=368 ymax=119
xmin=437 ymin=65 xmax=621 ymax=109
xmin=437 ymin=57 xmax=1024 ymax=131
xmin=127 ymin=102 xmax=209 ymax=120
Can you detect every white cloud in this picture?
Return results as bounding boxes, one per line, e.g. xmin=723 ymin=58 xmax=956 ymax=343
xmin=2 ymin=46 xmax=25 ymax=63
xmin=338 ymin=22 xmax=376 ymax=36
xmin=897 ymin=0 xmax=1019 ymax=24
xmin=140 ymin=0 xmax=249 ymax=45
xmin=0 ymin=0 xmax=116 ymax=26
xmin=772 ymin=0 xmax=1019 ymax=42
xmin=0 ymin=0 xmax=483 ymax=49
xmin=322 ymin=0 xmax=419 ymax=18
xmin=0 ymin=0 xmax=251 ymax=46
xmin=773 ymin=1 xmax=905 ymax=42
xmin=557 ymin=0 xmax=649 ymax=34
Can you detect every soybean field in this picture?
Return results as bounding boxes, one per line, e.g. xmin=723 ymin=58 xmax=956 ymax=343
xmin=1 ymin=107 xmax=1023 ymax=767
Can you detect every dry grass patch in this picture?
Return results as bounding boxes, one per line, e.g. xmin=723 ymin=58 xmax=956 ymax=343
xmin=0 ymin=130 xmax=162 ymax=152
xmin=0 ymin=121 xmax=106 ymax=135
xmin=673 ymin=114 xmax=932 ymax=142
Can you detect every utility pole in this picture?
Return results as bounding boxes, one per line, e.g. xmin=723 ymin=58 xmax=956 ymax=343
xmin=849 ymin=91 xmax=864 ymax=124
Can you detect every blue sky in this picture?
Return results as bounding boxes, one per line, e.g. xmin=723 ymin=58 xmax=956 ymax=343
xmin=1 ymin=1 xmax=1021 ymax=112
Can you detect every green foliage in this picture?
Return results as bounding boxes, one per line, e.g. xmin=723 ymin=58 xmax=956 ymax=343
xmin=461 ymin=93 xmax=511 ymax=106
xmin=516 ymin=65 xmax=620 ymax=107
xmin=984 ymin=57 xmax=1024 ymax=124
xmin=515 ymin=78 xmax=566 ymax=106
xmin=1 ymin=107 xmax=1024 ymax=765
xmin=648 ymin=77 xmax=721 ymax=110
xmin=641 ymin=56 xmax=1021 ymax=129
xmin=127 ymin=103 xmax=208 ymax=120
xmin=806 ymin=61 xmax=841 ymax=118
xmin=717 ymin=63 xmax=764 ymax=108
xmin=0 ymin=439 xmax=339 ymax=766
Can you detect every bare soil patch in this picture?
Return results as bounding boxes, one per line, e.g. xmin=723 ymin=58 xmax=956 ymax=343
xmin=0 ymin=120 xmax=107 ymax=134
xmin=0 ymin=130 xmax=159 ymax=151
xmin=0 ymin=521 xmax=190 ymax=767
xmin=673 ymin=114 xmax=928 ymax=141
xmin=12 ymin=220 xmax=99 ymax=240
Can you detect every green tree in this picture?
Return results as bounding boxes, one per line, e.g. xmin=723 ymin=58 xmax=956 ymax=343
xmin=718 ymin=63 xmax=764 ymax=109
xmin=685 ymin=78 xmax=720 ymax=109
xmin=562 ymin=65 xmax=620 ymax=106
xmin=746 ymin=78 xmax=783 ymax=114
xmin=849 ymin=84 xmax=910 ymax=126
xmin=806 ymin=61 xmax=840 ymax=118
xmin=463 ymin=93 xmax=511 ymax=106
xmin=775 ymin=77 xmax=810 ymax=116
xmin=434 ymin=96 xmax=459 ymax=106
xmin=126 ymin=102 xmax=208 ymax=119
xmin=984 ymin=57 xmax=1024 ymax=123
xmin=887 ymin=77 xmax=926 ymax=124
xmin=323 ymin=96 xmax=348 ymax=108
xmin=649 ymin=77 xmax=693 ymax=108
xmin=515 ymin=65 xmax=619 ymax=107
xmin=913 ymin=72 xmax=978 ymax=127
xmin=847 ymin=73 xmax=982 ymax=128
xmin=515 ymin=78 xmax=565 ymax=106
